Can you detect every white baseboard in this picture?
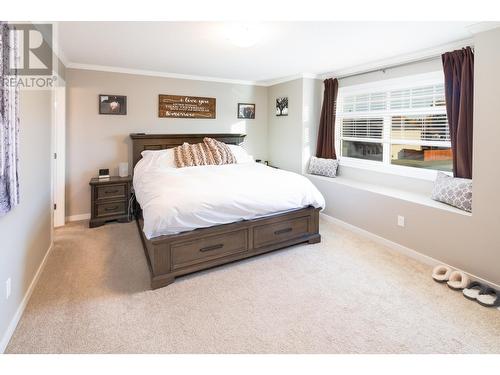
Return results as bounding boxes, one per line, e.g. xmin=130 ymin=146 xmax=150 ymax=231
xmin=66 ymin=213 xmax=90 ymax=222
xmin=0 ymin=242 xmax=54 ymax=353
xmin=320 ymin=213 xmax=500 ymax=290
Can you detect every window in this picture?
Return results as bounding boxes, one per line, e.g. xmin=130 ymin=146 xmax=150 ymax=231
xmin=336 ymin=72 xmax=452 ymax=176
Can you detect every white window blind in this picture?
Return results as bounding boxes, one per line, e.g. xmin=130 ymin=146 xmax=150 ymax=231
xmin=337 ymin=73 xmax=452 ymax=173
xmin=391 ymin=114 xmax=450 ymax=143
xmin=341 ymin=118 xmax=384 ymax=139
xmin=389 ymin=84 xmax=446 ymax=110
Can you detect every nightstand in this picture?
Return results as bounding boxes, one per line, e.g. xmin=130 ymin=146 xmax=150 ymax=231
xmin=89 ymin=176 xmax=132 ymax=228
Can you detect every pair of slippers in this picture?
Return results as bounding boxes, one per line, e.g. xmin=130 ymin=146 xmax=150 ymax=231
xmin=432 ymin=265 xmax=500 ymax=308
xmin=463 ymin=282 xmax=500 ymax=308
xmin=432 ymin=265 xmax=469 ymax=290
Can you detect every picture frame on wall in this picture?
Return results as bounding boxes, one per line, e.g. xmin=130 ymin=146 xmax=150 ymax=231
xmin=99 ymin=95 xmax=127 ymax=115
xmin=276 ymin=97 xmax=288 ymax=116
xmin=237 ymin=103 xmax=255 ymax=119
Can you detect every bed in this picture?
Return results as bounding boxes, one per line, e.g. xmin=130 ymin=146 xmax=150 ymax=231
xmin=131 ymin=133 xmax=324 ymax=289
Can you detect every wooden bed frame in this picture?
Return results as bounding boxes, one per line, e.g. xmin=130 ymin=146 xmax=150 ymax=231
xmin=130 ymin=133 xmax=321 ymax=289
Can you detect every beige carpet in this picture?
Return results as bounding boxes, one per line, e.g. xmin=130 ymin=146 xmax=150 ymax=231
xmin=6 ymin=218 xmax=500 ymax=353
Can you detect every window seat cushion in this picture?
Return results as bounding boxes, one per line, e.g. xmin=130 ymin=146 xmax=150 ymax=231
xmin=306 ymin=173 xmax=472 ymax=216
xmin=431 ymin=172 xmax=472 ymax=212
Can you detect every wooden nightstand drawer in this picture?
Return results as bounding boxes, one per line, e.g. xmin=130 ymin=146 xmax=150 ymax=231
xmin=97 ymin=184 xmax=126 ymax=200
xmin=89 ymin=176 xmax=132 ymax=228
xmin=96 ymin=201 xmax=127 ymax=217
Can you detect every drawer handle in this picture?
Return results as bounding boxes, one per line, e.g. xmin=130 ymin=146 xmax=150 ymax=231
xmin=200 ymin=244 xmax=224 ymax=252
xmin=274 ymin=227 xmax=293 ymax=235
xmin=104 ymin=206 xmax=118 ymax=211
xmin=105 ymin=189 xmax=119 ymax=194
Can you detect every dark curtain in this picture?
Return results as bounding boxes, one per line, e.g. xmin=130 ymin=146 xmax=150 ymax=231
xmin=316 ymin=78 xmax=338 ymax=159
xmin=442 ymin=47 xmax=474 ymax=179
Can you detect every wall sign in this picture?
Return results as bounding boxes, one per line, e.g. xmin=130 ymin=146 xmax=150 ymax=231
xmin=158 ymin=95 xmax=216 ymax=119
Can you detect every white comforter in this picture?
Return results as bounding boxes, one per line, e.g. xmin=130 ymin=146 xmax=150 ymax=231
xmin=134 ymin=161 xmax=325 ymax=239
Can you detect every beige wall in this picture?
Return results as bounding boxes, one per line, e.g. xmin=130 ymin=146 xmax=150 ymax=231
xmin=302 ymin=78 xmax=323 ymax=172
xmin=469 ymin=27 xmax=500 ymax=283
xmin=66 ymin=69 xmax=268 ymax=217
xmin=267 ymin=77 xmax=322 ymax=174
xmin=267 ymin=79 xmax=303 ymax=173
xmin=310 ymin=29 xmax=500 ymax=285
xmin=0 ymin=89 xmax=53 ymax=349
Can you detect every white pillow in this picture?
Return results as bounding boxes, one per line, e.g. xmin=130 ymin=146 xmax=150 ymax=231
xmin=139 ymin=145 xmax=253 ymax=168
xmin=228 ymin=144 xmax=254 ymax=164
xmin=140 ymin=148 xmax=176 ymax=168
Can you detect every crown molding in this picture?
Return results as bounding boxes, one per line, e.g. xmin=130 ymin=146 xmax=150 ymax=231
xmin=66 ymin=62 xmax=267 ymax=86
xmin=466 ymin=22 xmax=500 ymax=35
xmin=319 ymin=38 xmax=474 ymax=80
xmin=66 ymin=63 xmax=321 ymax=87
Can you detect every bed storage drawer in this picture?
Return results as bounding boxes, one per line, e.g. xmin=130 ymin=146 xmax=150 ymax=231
xmin=171 ymin=229 xmax=248 ymax=270
xmin=96 ymin=184 xmax=126 ymax=200
xmin=96 ymin=201 xmax=127 ymax=217
xmin=253 ymin=216 xmax=310 ymax=249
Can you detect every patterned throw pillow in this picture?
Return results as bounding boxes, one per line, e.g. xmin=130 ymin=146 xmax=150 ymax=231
xmin=174 ymin=142 xmax=216 ymax=168
xmin=431 ymin=172 xmax=472 ymax=212
xmin=203 ymin=138 xmax=237 ymax=165
xmin=308 ymin=156 xmax=339 ymax=178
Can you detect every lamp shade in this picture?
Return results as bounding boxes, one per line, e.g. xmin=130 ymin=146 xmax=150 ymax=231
xmin=118 ymin=162 xmax=129 ymax=177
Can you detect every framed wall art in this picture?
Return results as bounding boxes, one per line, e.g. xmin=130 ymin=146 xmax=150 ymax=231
xmin=237 ymin=103 xmax=255 ymax=119
xmin=99 ymin=95 xmax=127 ymax=115
xmin=276 ymin=97 xmax=288 ymax=116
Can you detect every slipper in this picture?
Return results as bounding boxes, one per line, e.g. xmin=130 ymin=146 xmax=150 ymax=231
xmin=477 ymin=287 xmax=500 ymax=308
xmin=463 ymin=281 xmax=487 ymax=301
xmin=432 ymin=265 xmax=452 ymax=283
xmin=447 ymin=271 xmax=470 ymax=290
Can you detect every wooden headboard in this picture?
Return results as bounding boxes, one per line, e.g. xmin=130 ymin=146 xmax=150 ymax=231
xmin=130 ymin=133 xmax=247 ymax=167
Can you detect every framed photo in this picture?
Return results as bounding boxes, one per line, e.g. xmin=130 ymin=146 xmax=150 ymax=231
xmin=99 ymin=95 xmax=127 ymax=115
xmin=237 ymin=103 xmax=255 ymax=119
xmin=276 ymin=97 xmax=288 ymax=116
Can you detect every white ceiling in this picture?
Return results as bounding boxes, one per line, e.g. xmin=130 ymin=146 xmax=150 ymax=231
xmin=59 ymin=22 xmax=477 ymax=84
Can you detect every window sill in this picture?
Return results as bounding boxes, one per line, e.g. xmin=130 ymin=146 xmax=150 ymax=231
xmin=306 ymin=173 xmax=472 ymax=217
xmin=339 ymin=157 xmax=452 ymax=181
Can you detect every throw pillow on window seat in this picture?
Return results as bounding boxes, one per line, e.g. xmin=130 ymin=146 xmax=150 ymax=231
xmin=431 ymin=172 xmax=472 ymax=212
xmin=308 ymin=156 xmax=339 ymax=178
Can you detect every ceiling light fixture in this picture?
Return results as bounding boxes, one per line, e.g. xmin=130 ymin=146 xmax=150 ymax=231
xmin=226 ymin=23 xmax=262 ymax=48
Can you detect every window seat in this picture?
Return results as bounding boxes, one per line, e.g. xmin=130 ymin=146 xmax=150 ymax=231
xmin=306 ymin=173 xmax=472 ymax=217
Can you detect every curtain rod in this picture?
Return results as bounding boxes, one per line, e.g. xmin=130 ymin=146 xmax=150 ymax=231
xmin=337 ymin=55 xmax=441 ymax=80
xmin=336 ymin=45 xmax=474 ymax=80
